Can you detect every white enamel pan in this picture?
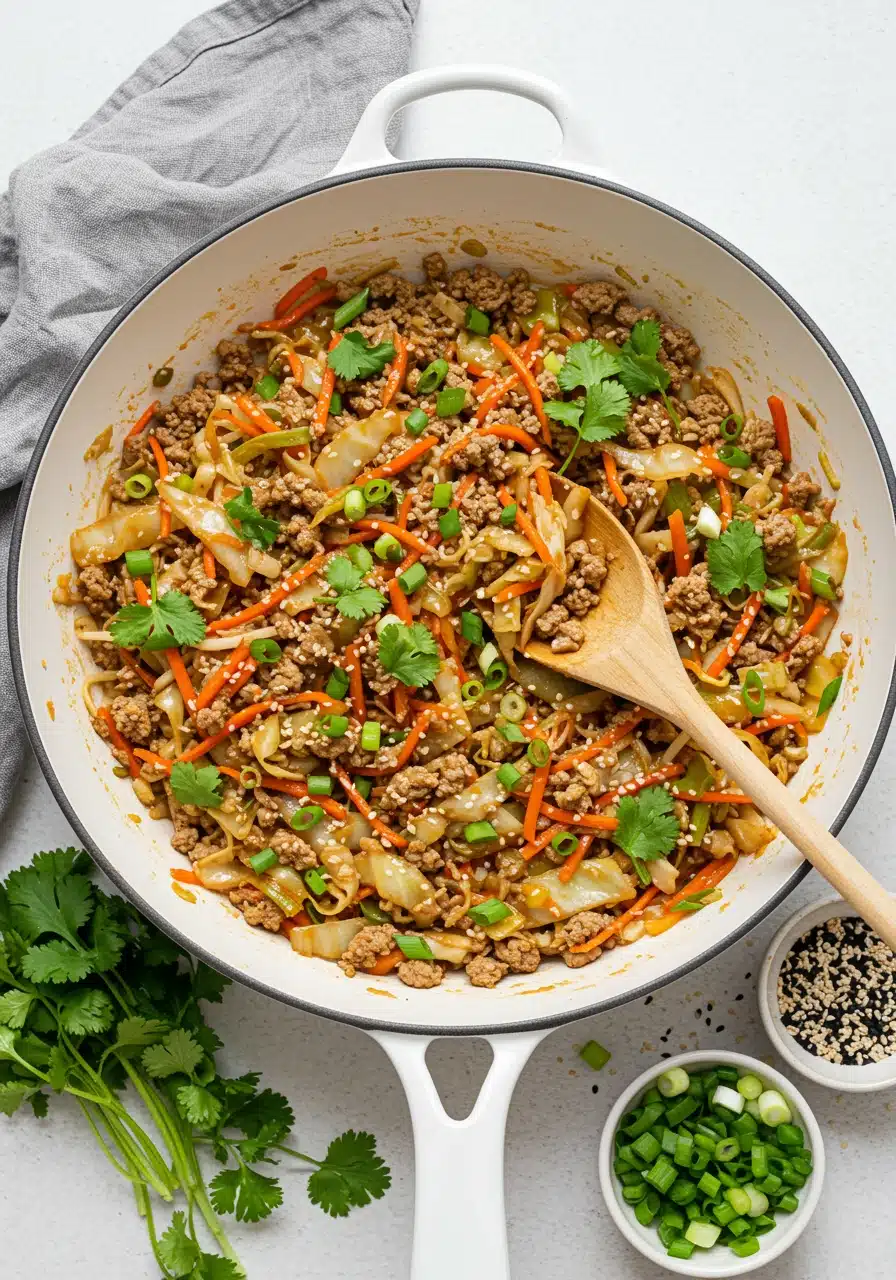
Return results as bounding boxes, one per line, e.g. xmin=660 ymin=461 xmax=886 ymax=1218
xmin=11 ymin=67 xmax=896 ymax=1279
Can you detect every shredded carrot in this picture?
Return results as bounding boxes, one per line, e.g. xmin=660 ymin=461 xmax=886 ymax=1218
xmin=280 ymin=910 xmax=313 ymax=935
xmin=393 ymin=471 xmax=478 ymax=577
xmin=497 ymin=484 xmax=555 ymax=568
xmin=644 ymin=914 xmax=680 ymax=937
xmin=705 ymin=591 xmax=763 ymax=678
xmin=342 ymin=640 xmax=366 ymax=722
xmin=768 ymin=395 xmax=791 ymax=463
xmin=439 ymin=617 xmax=468 ymax=683
xmin=212 ymin=410 xmax=262 ymax=437
xmin=473 ymin=322 xmax=543 ymax=423
xmin=534 ymin=466 xmax=555 ymax=505
xmin=288 ymin=691 xmax=347 ymax=711
xmin=355 ymin=435 xmax=438 ymax=488
xmin=365 ymin=949 xmax=403 ymax=976
xmin=176 ymin=692 xmax=322 ymax=764
xmin=388 ymin=577 xmax=413 ymax=625
xmin=227 ymin=662 xmax=258 ymax=699
xmin=558 ymin=833 xmax=593 ymax=884
xmin=210 ymin=533 xmax=245 ymax=551
xmin=332 ymin=764 xmax=407 ymax=847
xmin=697 ymin=444 xmax=732 ymax=479
xmin=521 ymin=797 xmax=619 ymax=831
xmin=473 ymin=375 xmax=494 ymax=397
xmin=397 ymin=491 xmax=413 ymax=530
xmin=798 ymin=561 xmax=812 ymax=599
xmin=207 ymin=552 xmax=327 ymax=632
xmin=717 ymin=476 xmax=733 ymax=531
xmin=550 ymin=711 xmax=645 ymax=774
xmin=170 ymin=868 xmax=199 ymax=885
xmin=310 ymin=335 xmax=341 ymax=434
xmin=602 ymin=451 xmax=627 ymax=507
xmin=285 ymin=350 xmax=305 ymax=386
xmin=274 ymin=265 xmax=327 ymax=319
xmin=148 ymin=436 xmax=171 ymax=537
xmin=662 ymin=856 xmax=736 ymax=912
xmin=381 ymin=332 xmax=408 ymax=407
xmin=385 ymin=709 xmax=431 ymax=772
xmin=353 ymin=520 xmax=431 ymax=557
xmin=393 ymin=684 xmax=409 ymax=725
xmin=119 ymin=648 xmax=156 ymax=691
xmin=167 ymin=650 xmax=198 ymax=715
xmin=233 ymin=394 xmax=280 ymax=435
xmin=668 ymin=508 xmax=692 ymax=577
xmin=253 ymin=775 xmax=348 ymax=822
xmin=569 ymin=887 xmax=659 ymax=953
xmin=560 ymin=283 xmax=579 ymax=298
xmin=202 ymin=547 xmax=217 ymax=581
xmin=524 ymin=759 xmax=552 ymax=843
xmin=691 ymin=792 xmax=753 ymax=805
xmin=521 ymin=823 xmax=565 ymax=862
xmin=745 ymin=714 xmax=804 ymax=736
xmin=797 ymin=601 xmax=830 ymax=639
xmin=493 ymin=579 xmax=544 ymax=604
xmin=133 ymin=578 xmax=151 ymax=607
xmin=133 ymin=748 xmax=172 ymax=773
xmin=597 ymin=763 xmax=685 ymax=807
xmin=255 ymin=285 xmax=337 ymax=331
xmin=489 ymin=331 xmax=550 ymax=444
xmin=355 ymin=886 xmax=376 ymax=901
xmin=442 ymin=422 xmax=540 ymax=464
xmin=124 ymin=401 xmax=160 ymax=440
xmin=96 ymin=706 xmax=140 ymax=778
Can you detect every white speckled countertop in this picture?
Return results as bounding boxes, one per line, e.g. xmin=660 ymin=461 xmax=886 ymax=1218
xmin=1 ymin=1 xmax=895 ymax=1275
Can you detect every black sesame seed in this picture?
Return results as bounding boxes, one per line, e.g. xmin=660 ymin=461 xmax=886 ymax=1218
xmin=660 ymin=1052 xmax=671 ymax=1059
xmin=735 ymin=993 xmax=744 ymax=1002
xmin=591 ymin=1084 xmax=599 ymax=1094
xmin=644 ymin=995 xmax=653 ymax=1005
xmin=716 ymin=1025 xmax=725 ymax=1033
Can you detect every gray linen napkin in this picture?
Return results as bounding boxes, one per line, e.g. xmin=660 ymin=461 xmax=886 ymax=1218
xmin=0 ymin=0 xmax=419 ymax=813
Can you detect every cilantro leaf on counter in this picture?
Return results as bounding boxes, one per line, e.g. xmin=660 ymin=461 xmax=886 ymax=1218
xmin=142 ymin=1028 xmax=206 ymax=1079
xmin=328 ymin=331 xmax=396 ymax=382
xmin=170 ymin=762 xmax=224 ymax=809
xmin=613 ymin=786 xmax=679 ymax=870
xmin=378 ymin=621 xmax=441 ymax=687
xmin=110 ymin=586 xmax=207 ymax=651
xmin=318 ymin=555 xmax=386 ymax=621
xmin=157 ymin=1211 xmax=200 ymax=1277
xmin=210 ymin=1166 xmax=284 ymax=1223
xmin=307 ymin=1130 xmax=392 ymax=1218
xmin=224 ymin=486 xmax=280 ymax=551
xmin=705 ymin=520 xmax=767 ymax=596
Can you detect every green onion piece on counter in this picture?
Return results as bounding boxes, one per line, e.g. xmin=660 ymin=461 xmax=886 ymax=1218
xmin=152 ymin=366 xmax=174 ymax=387
xmin=394 ymin=935 xmax=433 ymax=961
xmin=249 ymin=638 xmax=282 ymax=664
xmin=499 ymin=690 xmax=527 ymax=722
xmin=398 ymin=562 xmax=428 ymax=594
xmin=405 ymin=406 xmax=430 ymax=436
xmin=719 ymin=414 xmax=744 ymax=442
xmin=763 ymin=585 xmax=790 ymax=614
xmin=717 ymin=443 xmax=751 ymax=469
xmin=818 ymin=675 xmax=842 ymax=717
xmin=551 ymin=832 xmax=579 ymax=857
xmin=432 ymin=482 xmax=453 ymax=509
xmin=172 ymin=473 xmax=194 ymax=491
xmin=579 ymin=1040 xmax=611 ymax=1071
xmin=439 ymin=508 xmax=462 ymax=539
xmin=124 ymin=473 xmax=153 ymax=499
xmin=464 ymin=304 xmax=490 ymax=336
xmin=477 ymin=642 xmax=499 ymax=675
xmin=662 ymin=479 xmax=692 ymax=521
xmin=373 ymin=532 xmax=403 ymax=562
xmin=359 ymin=899 xmax=392 ymax=924
xmin=741 ymin=669 xmax=766 ymax=717
xmin=292 ymin=806 xmax=325 ymax=832
xmin=125 ymin=549 xmax=153 ymax=578
xmin=498 ymin=721 xmax=526 ymax=743
xmin=757 ymin=1089 xmax=792 ymax=1127
xmin=461 ymin=679 xmax=484 ymax=704
xmin=464 ymin=820 xmax=498 ymax=843
xmin=307 ymin=775 xmax=333 ymax=796
xmin=496 ymin=763 xmax=522 ymax=790
xmin=467 ymin=898 xmax=512 ymax=926
xmin=303 ymin=868 xmax=328 ymax=896
xmin=326 ymin=667 xmax=350 ymax=700
xmin=810 ymin=567 xmax=836 ymax=600
xmin=333 ymin=287 xmax=370 ymax=331
xmin=499 ymin=502 xmax=518 ymax=526
xmin=329 ymin=390 xmax=342 ymax=416
xmin=317 ymin=714 xmax=349 ymax=739
xmin=461 ymin=610 xmax=484 ymax=646
xmin=343 ymin=488 xmax=367 ymax=521
xmin=527 ymin=738 xmax=550 ymax=768
xmin=360 ymin=720 xmax=382 ymax=752
xmin=658 ymin=1067 xmax=690 ymax=1098
xmin=436 ymin=387 xmax=466 ymax=417
xmin=239 ymin=765 xmax=262 ymax=789
xmin=255 ymin=373 xmax=281 ymax=401
xmin=363 ymin=479 xmax=393 ymax=506
xmin=416 ymin=358 xmax=449 ymax=394
xmin=249 ymin=848 xmax=277 ymax=874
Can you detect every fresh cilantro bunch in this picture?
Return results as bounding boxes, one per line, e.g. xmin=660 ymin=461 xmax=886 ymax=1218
xmin=613 ymin=786 xmax=680 ymax=882
xmin=328 ymin=332 xmax=396 ymax=382
xmin=378 ymin=621 xmax=441 ymax=687
xmin=224 ymin=487 xmax=280 ymax=551
xmin=110 ymin=581 xmax=206 ymax=651
xmin=316 ymin=555 xmax=386 ymax=621
xmin=705 ymin=520 xmax=766 ymax=595
xmin=0 ymin=850 xmax=390 ymax=1277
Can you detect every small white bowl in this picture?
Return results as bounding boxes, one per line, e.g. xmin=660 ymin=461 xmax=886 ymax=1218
xmin=759 ymin=894 xmax=896 ymax=1092
xmin=598 ymin=1049 xmax=825 ymax=1277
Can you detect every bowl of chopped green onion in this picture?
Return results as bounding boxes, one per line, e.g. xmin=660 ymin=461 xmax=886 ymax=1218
xmin=598 ymin=1050 xmax=824 ymax=1275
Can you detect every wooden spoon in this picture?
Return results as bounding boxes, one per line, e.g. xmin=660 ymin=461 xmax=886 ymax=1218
xmin=524 ymin=474 xmax=896 ymax=950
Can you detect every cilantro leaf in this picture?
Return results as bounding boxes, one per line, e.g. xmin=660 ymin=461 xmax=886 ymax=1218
xmin=307 ymin=1130 xmax=391 ymax=1218
xmin=191 ymin=963 xmax=230 ymax=1005
xmin=0 ymin=1081 xmax=40 ymax=1117
xmin=29 ymin=1092 xmax=49 ymax=1118
xmin=110 ymin=589 xmax=207 ymax=652
xmin=158 ymin=1211 xmax=200 ymax=1278
xmin=210 ymin=1166 xmax=283 ymax=1222
xmin=228 ymin=1086 xmax=294 ymax=1141
xmin=616 ymin=319 xmax=671 ymax=399
xmin=579 ymin=380 xmax=631 ymax=443
xmin=142 ymin=1028 xmax=204 ymax=1079
xmin=377 ymin=622 xmax=440 ymax=687
xmin=326 ymin=556 xmax=363 ymax=594
xmin=544 ymin=399 xmax=585 ymax=428
xmin=5 ymin=848 xmax=93 ymax=943
xmin=320 ymin=556 xmax=386 ymax=621
xmin=170 ymin=762 xmax=224 ymax=809
xmin=224 ymin=487 xmax=280 ymax=551
xmin=557 ymin=339 xmax=620 ymax=392
xmin=57 ymin=989 xmax=115 ymax=1035
xmin=0 ymin=991 xmax=33 ymax=1029
xmin=109 ymin=1016 xmax=169 ymax=1056
xmin=613 ymin=787 xmax=680 ymax=864
xmin=705 ymin=520 xmax=767 ymax=596
xmin=87 ymin=893 xmax=130 ymax=972
xmin=177 ymin=1083 xmax=223 ymax=1129
xmin=196 ymin=1258 xmax=241 ymax=1280
xmin=629 ymin=316 xmax=663 ymax=358
xmin=328 ymin=331 xmax=396 ymax=382
xmin=21 ymin=940 xmax=94 ymax=984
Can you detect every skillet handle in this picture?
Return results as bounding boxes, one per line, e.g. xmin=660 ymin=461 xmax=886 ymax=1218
xmin=369 ymin=1028 xmax=548 ymax=1280
xmin=331 ymin=65 xmax=602 ymax=176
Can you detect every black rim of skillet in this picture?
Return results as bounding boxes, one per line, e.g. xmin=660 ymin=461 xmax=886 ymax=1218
xmin=11 ymin=159 xmax=896 ymax=1039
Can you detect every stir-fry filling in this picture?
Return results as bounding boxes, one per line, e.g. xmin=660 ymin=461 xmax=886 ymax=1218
xmin=66 ymin=256 xmax=848 ymax=990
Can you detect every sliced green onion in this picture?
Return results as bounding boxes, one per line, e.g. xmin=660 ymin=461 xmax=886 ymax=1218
xmin=737 ymin=1074 xmax=764 ymax=1101
xmin=551 ymin=832 xmax=579 ymax=857
xmin=307 ymin=775 xmax=333 ymax=796
xmin=239 ymin=765 xmax=262 ymax=790
xmin=326 ymin=667 xmax=350 ymax=700
xmin=304 ymin=867 xmax=328 ymax=895
xmin=763 ymin=585 xmax=791 ymax=614
xmin=439 ymin=508 xmax=462 ymax=539
xmin=394 ymin=934 xmax=433 ymax=961
xmin=818 ymin=675 xmax=842 ymax=717
xmin=499 ymin=691 xmax=527 ymax=722
xmin=255 ymin=373 xmax=281 ymax=401
xmin=717 ymin=443 xmax=751 ymax=469
xmin=464 ymin=304 xmax=490 ymax=335
xmin=667 ymin=1237 xmax=695 ymax=1260
xmin=381 ymin=730 xmax=407 ymax=746
xmin=496 ymin=763 xmax=522 ymax=790
xmin=483 ymin=660 xmax=508 ymax=691
xmin=684 ymin=1221 xmax=720 ymax=1250
xmin=808 ymin=520 xmax=836 ymax=550
xmin=432 ymin=482 xmax=453 ymax=509
xmin=714 ymin=1137 xmax=739 ymax=1162
xmin=436 ymin=387 xmax=466 ymax=417
xmin=304 ymin=901 xmax=324 ymax=924
xmin=152 ymin=366 xmax=174 ymax=387
xmin=658 ymin=1067 xmax=690 ymax=1098
xmin=498 ymin=721 xmax=526 ymax=743
xmin=363 ymin=479 xmax=393 ymax=506
xmin=464 ymin=820 xmax=498 ymax=843
xmin=461 ymin=679 xmax=484 ymax=704
xmin=329 ymin=391 xmax=343 ymax=416
xmin=499 ymin=503 xmax=518 ymax=526
xmin=719 ymin=414 xmax=744 ymax=442
xmin=373 ymin=532 xmax=403 ymax=562
xmin=346 ymin=543 xmax=374 ymax=574
xmin=697 ymin=1171 xmax=721 ymax=1198
xmin=741 ymin=669 xmax=766 ymax=717
xmin=398 ymin=562 xmax=427 ymax=594
xmin=467 ymin=898 xmax=512 ymax=926
xmin=317 ymin=714 xmax=348 ymax=739
xmin=359 ymin=898 xmax=392 ymax=924
xmin=757 ymin=1089 xmax=792 ymax=1127
xmin=776 ymin=1123 xmax=803 ymax=1147
xmin=461 ymin=611 xmax=483 ymax=646
xmin=125 ymin=549 xmax=153 ymax=578
xmin=725 ymin=1186 xmax=752 ymax=1216
xmin=416 ymin=358 xmax=449 ymax=394
xmin=712 ymin=1084 xmax=745 ymax=1114
xmin=353 ymin=776 xmax=373 ymax=801
xmin=124 ymin=473 xmax=153 ymax=499
xmin=527 ymin=738 xmax=550 ymax=768
xmin=343 ymin=488 xmax=367 ymax=521
xmin=333 ymin=287 xmax=370 ymax=330
xmin=579 ymin=1040 xmax=611 ymax=1071
xmin=291 ymin=805 xmax=325 ymax=832
xmin=644 ymin=1156 xmax=678 ymax=1194
xmin=477 ymin=643 xmax=499 ymax=676
xmin=360 ymin=720 xmax=382 ymax=752
xmin=249 ymin=638 xmax=282 ymax=664
xmin=543 ymin=351 xmax=564 ymax=376
xmin=249 ymin=848 xmax=277 ymax=874
xmin=695 ymin=505 xmax=722 ymax=540
xmin=730 ymin=1238 xmax=760 ymax=1259
xmin=810 ymin=567 xmax=836 ymax=600
xmin=405 ymin=407 xmax=431 ymax=436
xmin=172 ymin=473 xmax=194 ymax=492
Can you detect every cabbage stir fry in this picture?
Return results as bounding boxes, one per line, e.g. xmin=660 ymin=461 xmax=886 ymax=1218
xmin=66 ymin=256 xmax=848 ymax=989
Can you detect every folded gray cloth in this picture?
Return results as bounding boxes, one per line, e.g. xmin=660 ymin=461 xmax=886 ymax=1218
xmin=0 ymin=0 xmax=418 ymax=815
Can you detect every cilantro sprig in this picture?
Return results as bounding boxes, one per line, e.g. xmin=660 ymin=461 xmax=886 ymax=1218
xmin=170 ymin=762 xmax=224 ymax=809
xmin=378 ymin=621 xmax=440 ymax=687
xmin=0 ymin=849 xmax=391 ymax=1275
xmin=110 ymin=579 xmax=206 ymax=651
xmin=616 ymin=318 xmax=681 ymax=431
xmin=316 ymin=555 xmax=386 ymax=621
xmin=705 ymin=520 xmax=767 ymax=596
xmin=328 ymin=332 xmax=396 ymax=382
xmin=224 ymin=487 xmax=280 ymax=551
xmin=613 ymin=786 xmax=680 ymax=881
xmin=544 ymin=338 xmax=632 ymax=474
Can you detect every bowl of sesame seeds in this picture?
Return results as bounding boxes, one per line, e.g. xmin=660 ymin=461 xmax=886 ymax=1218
xmin=759 ymin=894 xmax=896 ymax=1092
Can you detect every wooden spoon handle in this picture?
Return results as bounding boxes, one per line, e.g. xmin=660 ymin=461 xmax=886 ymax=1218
xmin=675 ymin=682 xmax=896 ymax=951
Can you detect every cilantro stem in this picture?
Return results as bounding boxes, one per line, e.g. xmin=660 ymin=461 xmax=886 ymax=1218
xmin=557 ymin=433 xmax=582 ymax=477
xmin=134 ymin=1181 xmax=177 ymax=1280
xmin=273 ymin=1143 xmax=322 ymax=1165
xmin=77 ymin=1098 xmax=146 ymax=1185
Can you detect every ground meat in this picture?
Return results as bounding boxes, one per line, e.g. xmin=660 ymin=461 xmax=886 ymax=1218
xmin=534 ymin=602 xmax=570 ymax=638
xmin=572 ymin=280 xmax=627 ymax=315
xmin=664 ymin=563 xmax=724 ymax=644
xmin=659 ymin=322 xmax=701 ymax=386
xmin=679 ymin=392 xmax=730 ymax=445
xmin=459 ymin=478 xmax=504 ymax=528
xmin=404 ymin=840 xmax=445 ymax=872
xmin=731 ymin=640 xmax=776 ymax=669
xmin=267 ymin=471 xmax=328 ymax=514
xmin=228 ymin=885 xmax=283 ymax=931
xmin=507 ymin=267 xmax=537 ymax=317
xmin=785 ymin=634 xmax=823 ymax=677
xmin=267 ymin=827 xmax=318 ymax=870
xmin=787 ymin=470 xmax=821 ymax=509
xmin=494 ymin=934 xmax=541 ymax=974
xmin=422 ymin=252 xmax=447 ymax=281
xmin=397 ymin=959 xmax=444 ymax=989
xmin=264 ymin=655 xmax=307 ymax=696
xmin=625 ymin=398 xmax=675 ymax=448
xmin=338 ymin=923 xmax=397 ymax=976
xmin=361 ymin=645 xmax=398 ymax=697
xmin=380 ymin=752 xmax=476 ymax=814
xmin=757 ymin=512 xmax=797 ymax=563
xmin=448 ymin=265 xmax=510 ymax=312
xmin=290 ymin=620 xmax=335 ymax=666
xmin=567 ymin=539 xmax=609 ymax=593
xmin=451 ymin=432 xmax=514 ymax=480
xmin=161 ymin=386 xmax=217 ymax=438
xmin=78 ymin=564 xmax=116 ymax=605
xmin=169 ymin=800 xmax=200 ymax=854
xmin=110 ymin=693 xmax=153 ymax=744
xmin=466 ymin=954 xmax=509 ymax=988
xmin=368 ymin=272 xmax=418 ymax=308
xmin=550 ymin=760 xmax=606 ymax=810
xmin=551 ymin=619 xmax=585 ymax=653
xmin=281 ymin=514 xmax=321 ymax=556
xmin=740 ymin=415 xmax=784 ymax=473
xmin=216 ymin=339 xmax=256 ymax=388
xmin=556 ymin=910 xmax=614 ymax=949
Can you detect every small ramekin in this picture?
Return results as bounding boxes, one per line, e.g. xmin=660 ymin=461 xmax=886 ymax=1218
xmin=598 ymin=1049 xmax=825 ymax=1277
